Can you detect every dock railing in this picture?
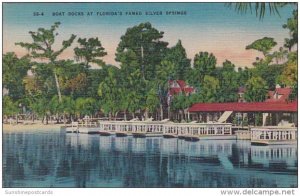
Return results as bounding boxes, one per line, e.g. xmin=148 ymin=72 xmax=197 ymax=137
xmin=98 ymin=120 xmax=232 ymax=136
xmin=251 ymin=127 xmax=297 ymax=141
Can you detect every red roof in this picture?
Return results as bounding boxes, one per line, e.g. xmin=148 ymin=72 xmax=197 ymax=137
xmin=189 ymin=101 xmax=297 ymax=112
xmin=169 ymin=80 xmax=195 ymax=95
xmin=265 ymin=87 xmax=291 ymax=103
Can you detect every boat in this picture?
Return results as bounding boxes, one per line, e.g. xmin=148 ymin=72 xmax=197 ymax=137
xmin=115 ymin=132 xmax=129 ymax=137
xmin=184 ymin=136 xmax=200 ymax=142
xmin=162 ymin=134 xmax=177 ymax=138
xmin=99 ymin=131 xmax=112 ymax=136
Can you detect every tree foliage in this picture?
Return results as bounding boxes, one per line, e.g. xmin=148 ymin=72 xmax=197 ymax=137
xmin=74 ymin=37 xmax=107 ymax=67
xmin=3 ymin=52 xmax=31 ymax=101
xmin=116 ymin=22 xmax=168 ymax=80
xmin=190 ymin=51 xmax=217 ymax=87
xmin=244 ymin=76 xmax=268 ymax=102
xmin=246 ymin=37 xmax=277 ymax=56
xmin=16 ymin=22 xmax=76 ymax=102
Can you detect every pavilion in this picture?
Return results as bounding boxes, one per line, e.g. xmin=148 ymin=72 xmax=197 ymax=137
xmin=188 ymin=100 xmax=297 ymax=126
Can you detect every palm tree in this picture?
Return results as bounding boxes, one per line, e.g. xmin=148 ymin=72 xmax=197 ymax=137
xmin=226 ymin=3 xmax=291 ymax=19
xmin=272 ymin=47 xmax=288 ymax=64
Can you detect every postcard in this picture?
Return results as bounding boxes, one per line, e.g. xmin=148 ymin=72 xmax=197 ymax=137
xmin=2 ymin=1 xmax=298 ymax=193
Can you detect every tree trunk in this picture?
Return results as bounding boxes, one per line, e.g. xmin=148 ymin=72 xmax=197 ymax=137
xmin=56 ymin=113 xmax=59 ymax=124
xmin=63 ymin=112 xmax=66 ymax=125
xmin=144 ymin=109 xmax=149 ymax=120
xmin=124 ymin=111 xmax=127 ymax=121
xmin=54 ymin=72 xmax=62 ymax=102
xmin=115 ymin=112 xmax=119 ymax=120
xmin=16 ymin=114 xmax=18 ymax=124
xmin=160 ymin=104 xmax=163 ymax=120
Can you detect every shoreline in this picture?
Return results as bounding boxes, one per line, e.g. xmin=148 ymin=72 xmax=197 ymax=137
xmin=2 ymin=123 xmax=64 ymax=133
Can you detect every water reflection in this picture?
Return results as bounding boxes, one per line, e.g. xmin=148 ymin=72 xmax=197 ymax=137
xmin=3 ymin=131 xmax=297 ymax=188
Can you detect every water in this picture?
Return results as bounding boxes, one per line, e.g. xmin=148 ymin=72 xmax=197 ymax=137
xmin=2 ymin=130 xmax=298 ymax=188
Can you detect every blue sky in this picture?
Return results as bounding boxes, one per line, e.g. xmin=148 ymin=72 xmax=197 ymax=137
xmin=3 ymin=3 xmax=295 ymax=67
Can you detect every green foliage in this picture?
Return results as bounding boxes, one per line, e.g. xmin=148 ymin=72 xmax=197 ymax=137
xmin=190 ymin=51 xmax=217 ymax=87
xmin=28 ymin=96 xmax=50 ymax=118
xmin=16 ymin=22 xmax=76 ymax=62
xmin=8 ymin=19 xmax=297 ymax=120
xmin=288 ymin=83 xmax=298 ymax=101
xmin=16 ymin=22 xmax=76 ymax=102
xmin=74 ymin=37 xmax=107 ymax=67
xmin=75 ymin=97 xmax=98 ymax=116
xmin=146 ymin=88 xmax=160 ymax=113
xmin=216 ymin=60 xmax=239 ymax=102
xmin=252 ymin=63 xmax=284 ymax=90
xmin=283 ymin=10 xmax=298 ymax=51
xmin=85 ymin=68 xmax=107 ymax=98
xmin=226 ymin=3 xmax=289 ymax=19
xmin=246 ymin=37 xmax=277 ymax=56
xmin=98 ymin=66 xmax=122 ymax=116
xmin=3 ymin=96 xmax=20 ymax=116
xmin=163 ymin=40 xmax=191 ymax=80
xmin=272 ymin=47 xmax=288 ymax=64
xmin=116 ymin=22 xmax=168 ymax=80
xmin=3 ymin=52 xmax=31 ymax=101
xmin=171 ymin=93 xmax=189 ymax=111
xmin=199 ymin=75 xmax=220 ymax=103
xmin=244 ymin=76 xmax=268 ymax=102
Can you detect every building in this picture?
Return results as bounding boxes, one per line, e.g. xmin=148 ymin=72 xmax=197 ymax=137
xmin=189 ymin=86 xmax=297 ymax=126
xmin=266 ymin=85 xmax=292 ymax=103
xmin=188 ymin=101 xmax=297 ymax=126
xmin=168 ymin=80 xmax=195 ymax=96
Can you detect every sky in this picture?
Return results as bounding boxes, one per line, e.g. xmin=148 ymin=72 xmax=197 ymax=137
xmin=3 ymin=3 xmax=296 ymax=68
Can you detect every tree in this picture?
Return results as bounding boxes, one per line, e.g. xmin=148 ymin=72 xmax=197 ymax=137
xmin=246 ymin=37 xmax=277 ymax=57
xmin=244 ymin=76 xmax=268 ymax=102
xmin=156 ymin=60 xmax=176 ymax=119
xmin=64 ymin=73 xmax=88 ymax=97
xmin=288 ymin=83 xmax=298 ymax=101
xmin=283 ymin=10 xmax=298 ymax=51
xmin=163 ymin=40 xmax=191 ymax=80
xmin=199 ymin=76 xmax=220 ymax=103
xmin=272 ymin=47 xmax=288 ymax=64
xmin=190 ymin=52 xmax=217 ymax=86
xmin=3 ymin=96 xmax=20 ymax=123
xmin=29 ymin=96 xmax=51 ymax=124
xmin=216 ymin=60 xmax=239 ymax=102
xmin=171 ymin=93 xmax=189 ymax=121
xmin=115 ymin=22 xmax=168 ymax=80
xmin=98 ymin=67 xmax=122 ymax=119
xmin=16 ymin=22 xmax=76 ymax=102
xmin=74 ymin=37 xmax=107 ymax=67
xmin=277 ymin=61 xmax=297 ymax=87
xmin=3 ymin=52 xmax=31 ymax=101
xmin=145 ymin=88 xmax=160 ymax=119
xmin=75 ymin=97 xmax=98 ymax=118
xmin=85 ymin=68 xmax=108 ymax=98
xmin=226 ymin=3 xmax=290 ymax=19
xmin=251 ymin=62 xmax=284 ymax=90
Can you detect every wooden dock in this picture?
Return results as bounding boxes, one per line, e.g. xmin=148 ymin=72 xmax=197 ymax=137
xmin=250 ymin=126 xmax=297 ymax=145
xmin=65 ymin=120 xmax=239 ymax=141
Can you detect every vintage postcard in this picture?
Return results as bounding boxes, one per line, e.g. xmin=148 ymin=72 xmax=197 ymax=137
xmin=2 ymin=1 xmax=298 ymax=193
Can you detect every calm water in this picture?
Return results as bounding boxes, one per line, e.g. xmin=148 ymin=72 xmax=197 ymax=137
xmin=3 ymin=130 xmax=298 ymax=188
